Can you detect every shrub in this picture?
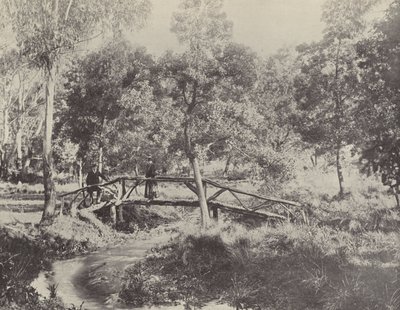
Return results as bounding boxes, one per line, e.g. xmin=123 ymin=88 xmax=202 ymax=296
xmin=119 ymin=234 xmax=233 ymax=307
xmin=122 ymin=222 xmax=400 ymax=310
xmin=0 ymin=219 xmax=101 ymax=309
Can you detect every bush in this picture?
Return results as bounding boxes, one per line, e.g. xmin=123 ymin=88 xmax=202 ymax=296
xmin=0 ymin=228 xmax=50 ymax=306
xmin=120 ymin=223 xmax=400 ymax=309
xmin=277 ymin=169 xmax=400 ymax=232
xmin=119 ymin=234 xmax=233 ymax=307
xmin=0 ymin=219 xmax=101 ymax=309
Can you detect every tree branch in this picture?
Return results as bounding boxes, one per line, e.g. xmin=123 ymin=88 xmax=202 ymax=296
xmin=187 ymin=81 xmax=198 ymax=114
xmin=54 ymin=0 xmax=59 ymax=24
xmin=182 ymin=84 xmax=189 ymax=106
xmin=72 ymin=31 xmax=105 ymax=46
xmin=64 ymin=0 xmax=73 ymax=21
xmin=191 ymin=81 xmax=197 ymax=106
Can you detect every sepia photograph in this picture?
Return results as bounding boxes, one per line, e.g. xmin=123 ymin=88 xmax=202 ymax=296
xmin=0 ymin=0 xmax=399 ymax=309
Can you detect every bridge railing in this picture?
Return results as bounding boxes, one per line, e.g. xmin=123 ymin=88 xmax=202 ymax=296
xmin=58 ymin=176 xmax=304 ymax=222
xmin=58 ymin=178 xmax=121 ymax=216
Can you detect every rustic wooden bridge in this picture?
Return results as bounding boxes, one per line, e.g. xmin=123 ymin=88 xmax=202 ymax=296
xmin=58 ymin=176 xmax=305 ymax=225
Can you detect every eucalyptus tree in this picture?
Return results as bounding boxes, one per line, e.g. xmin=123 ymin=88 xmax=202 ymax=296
xmin=0 ymin=49 xmax=19 ymax=178
xmin=356 ymin=0 xmax=400 ymax=175
xmin=159 ymin=0 xmax=232 ymax=227
xmin=156 ymin=0 xmax=263 ymax=227
xmin=0 ymin=49 xmax=44 ymax=182
xmin=2 ymin=0 xmax=151 ymax=223
xmin=233 ymin=48 xmax=301 ymax=189
xmin=60 ymin=41 xmax=155 ymax=174
xmin=253 ymin=49 xmax=298 ymax=153
xmin=293 ymin=0 xmax=378 ymax=195
xmin=116 ymin=82 xmax=183 ymax=174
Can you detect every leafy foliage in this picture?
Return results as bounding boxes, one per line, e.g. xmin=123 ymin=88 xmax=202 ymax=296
xmin=3 ymin=0 xmax=151 ymax=69
xmin=59 ymin=40 xmax=155 ymax=170
xmin=171 ymin=0 xmax=232 ymax=52
xmin=355 ymin=0 xmax=400 ymax=175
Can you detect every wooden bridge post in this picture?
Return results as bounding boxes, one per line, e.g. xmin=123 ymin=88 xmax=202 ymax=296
xmin=211 ymin=206 xmax=219 ymax=221
xmin=59 ymin=196 xmax=64 ymax=217
xmin=69 ymin=193 xmax=79 ymax=217
xmin=121 ymin=178 xmax=126 ymax=197
xmin=110 ymin=205 xmax=117 ymax=228
xmin=118 ymin=179 xmax=124 ymax=223
xmin=204 ymin=181 xmax=217 ymax=220
xmin=118 ymin=205 xmax=124 ymax=223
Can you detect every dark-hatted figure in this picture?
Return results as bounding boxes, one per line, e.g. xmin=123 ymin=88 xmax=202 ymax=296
xmin=144 ymin=156 xmax=157 ymax=199
xmin=86 ymin=164 xmax=108 ymax=204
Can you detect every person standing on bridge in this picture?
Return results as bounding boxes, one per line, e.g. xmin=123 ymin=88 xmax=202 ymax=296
xmin=144 ymin=156 xmax=158 ymax=199
xmin=86 ymin=164 xmax=108 ymax=204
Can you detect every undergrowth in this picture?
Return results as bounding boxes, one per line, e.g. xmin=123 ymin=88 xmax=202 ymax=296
xmin=116 ymin=170 xmax=400 ymax=309
xmin=0 ymin=215 xmax=119 ymax=309
xmin=119 ymin=221 xmax=400 ymax=309
xmin=277 ymin=170 xmax=400 ymax=233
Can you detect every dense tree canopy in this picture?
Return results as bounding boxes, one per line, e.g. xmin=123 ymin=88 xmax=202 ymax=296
xmin=0 ymin=0 xmax=399 ymax=222
xmin=356 ymin=0 xmax=400 ymax=174
xmin=1 ymin=0 xmax=151 ymax=223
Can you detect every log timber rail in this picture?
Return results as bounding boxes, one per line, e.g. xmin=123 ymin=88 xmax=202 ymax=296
xmin=58 ymin=176 xmax=305 ymax=224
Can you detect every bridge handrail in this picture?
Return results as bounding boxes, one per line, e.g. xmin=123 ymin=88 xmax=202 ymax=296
xmin=120 ymin=176 xmax=301 ymax=207
xmin=124 ymin=176 xmax=195 ymax=182
xmin=202 ymin=178 xmax=301 ymax=207
xmin=58 ymin=178 xmax=121 ymax=197
xmin=58 ymin=175 xmax=300 ymax=208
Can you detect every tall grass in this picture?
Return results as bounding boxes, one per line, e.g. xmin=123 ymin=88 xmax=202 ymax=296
xmin=118 ymin=167 xmax=400 ymax=309
xmin=120 ymin=220 xmax=399 ymax=309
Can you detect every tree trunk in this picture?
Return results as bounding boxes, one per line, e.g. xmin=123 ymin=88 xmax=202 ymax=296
xmin=16 ymin=73 xmax=24 ymax=172
xmin=134 ymin=163 xmax=139 ymax=176
xmin=336 ymin=141 xmax=345 ymax=196
xmin=190 ymin=156 xmax=210 ymax=228
xmin=1 ymin=106 xmax=9 ymax=178
xmin=310 ymin=149 xmax=318 ymax=167
xmin=223 ymin=154 xmax=232 ymax=177
xmin=41 ymin=65 xmax=57 ymax=224
xmin=98 ymin=117 xmax=106 ymax=173
xmin=184 ymin=120 xmax=210 ymax=228
xmin=15 ymin=133 xmax=22 ymax=171
xmin=98 ymin=143 xmax=103 ymax=173
xmin=333 ymin=39 xmax=345 ymax=197
xmin=77 ymin=158 xmax=83 ymax=188
xmin=22 ymin=148 xmax=32 ymax=175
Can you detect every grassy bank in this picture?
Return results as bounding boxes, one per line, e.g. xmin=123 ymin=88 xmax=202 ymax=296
xmin=118 ymin=172 xmax=400 ymax=309
xmin=118 ymin=222 xmax=399 ymax=309
xmin=0 ymin=185 xmax=181 ymax=310
xmin=280 ymin=171 xmax=400 ymax=232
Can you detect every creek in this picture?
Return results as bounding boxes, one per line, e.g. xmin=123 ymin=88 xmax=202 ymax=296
xmin=31 ymin=228 xmax=231 ymax=310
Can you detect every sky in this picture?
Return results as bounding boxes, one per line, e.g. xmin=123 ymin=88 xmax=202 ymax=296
xmin=127 ymin=0 xmax=391 ymax=57
xmin=0 ymin=0 xmax=390 ymax=58
xmin=128 ymin=0 xmax=326 ymax=57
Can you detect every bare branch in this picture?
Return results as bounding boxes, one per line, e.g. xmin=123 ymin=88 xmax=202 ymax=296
xmin=191 ymin=80 xmax=198 ymax=105
xmin=182 ymin=85 xmax=189 ymax=106
xmin=64 ymin=0 xmax=73 ymax=21
xmin=73 ymin=31 xmax=104 ymax=45
xmin=34 ymin=117 xmax=44 ymax=137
